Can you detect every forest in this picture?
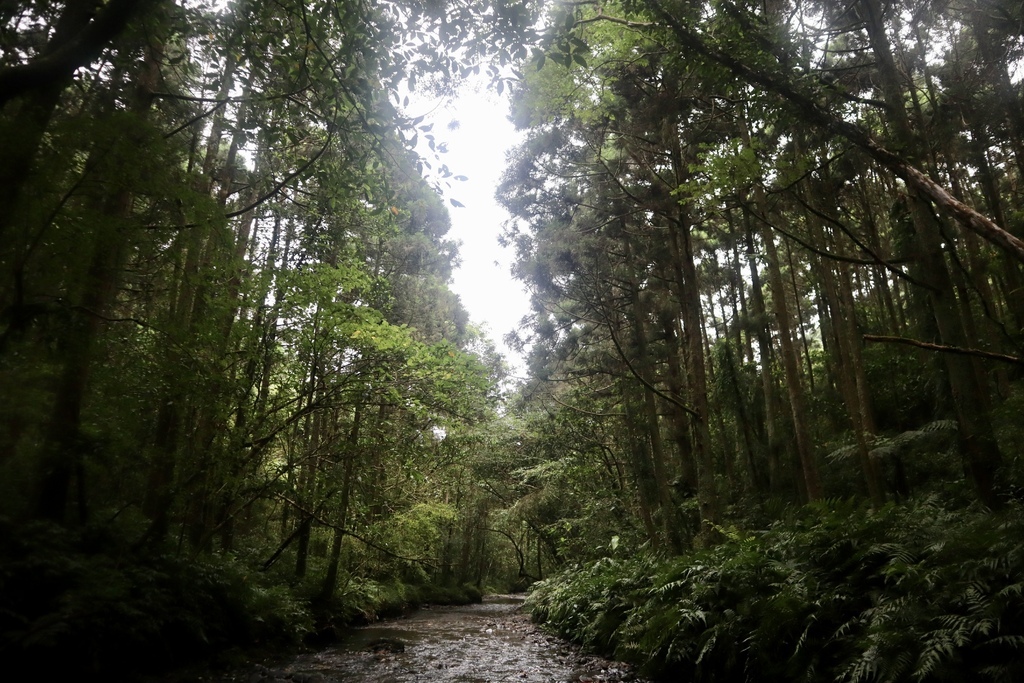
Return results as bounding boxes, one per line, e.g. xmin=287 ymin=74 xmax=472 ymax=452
xmin=1 ymin=0 xmax=1022 ymax=681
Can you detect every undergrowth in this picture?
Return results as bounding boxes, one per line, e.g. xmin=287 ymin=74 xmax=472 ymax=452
xmin=0 ymin=517 xmax=480 ymax=679
xmin=527 ymin=498 xmax=1024 ymax=682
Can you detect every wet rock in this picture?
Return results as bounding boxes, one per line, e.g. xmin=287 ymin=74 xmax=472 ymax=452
xmin=366 ymin=637 xmax=405 ymax=654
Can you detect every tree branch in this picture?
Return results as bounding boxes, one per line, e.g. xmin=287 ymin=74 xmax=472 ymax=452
xmin=640 ymin=0 xmax=1024 ymax=265
xmin=605 ymin=321 xmax=702 ymax=419
xmin=550 ymin=393 xmax=623 ymax=417
xmin=0 ymin=0 xmax=152 ymax=107
xmin=271 ymin=493 xmax=437 ymax=568
xmin=224 ymin=131 xmax=334 ymax=218
xmin=863 ymin=334 xmax=1024 ymax=366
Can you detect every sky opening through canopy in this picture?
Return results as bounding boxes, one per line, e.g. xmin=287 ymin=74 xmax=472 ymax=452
xmin=408 ymin=82 xmax=531 ymax=375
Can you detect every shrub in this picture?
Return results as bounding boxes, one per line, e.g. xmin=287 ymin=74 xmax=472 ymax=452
xmin=0 ymin=518 xmax=312 ymax=678
xmin=527 ymin=499 xmax=1024 ymax=682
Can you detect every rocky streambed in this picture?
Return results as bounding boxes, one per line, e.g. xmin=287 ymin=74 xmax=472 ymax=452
xmin=209 ymin=595 xmax=646 ymax=683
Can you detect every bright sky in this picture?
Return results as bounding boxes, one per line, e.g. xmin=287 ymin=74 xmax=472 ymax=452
xmin=410 ymin=84 xmax=531 ymax=375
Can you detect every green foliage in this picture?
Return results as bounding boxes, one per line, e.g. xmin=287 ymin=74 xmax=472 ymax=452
xmin=0 ymin=519 xmax=312 ymax=677
xmin=0 ymin=515 xmax=489 ymax=676
xmin=5 ymin=0 xmax=1024 ymax=677
xmin=826 ymin=420 xmax=964 ymax=500
xmin=382 ymin=502 xmax=458 ymax=558
xmin=527 ymin=499 xmax=1024 ymax=681
xmin=861 ymin=345 xmax=938 ymax=434
xmin=326 ymin=574 xmax=482 ymax=622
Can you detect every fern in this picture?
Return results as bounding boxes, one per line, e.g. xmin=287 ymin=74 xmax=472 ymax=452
xmin=527 ymin=501 xmax=1024 ymax=682
xmin=841 ymin=644 xmax=880 ymax=683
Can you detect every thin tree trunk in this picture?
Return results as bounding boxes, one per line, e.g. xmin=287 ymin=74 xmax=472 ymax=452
xmin=740 ymin=110 xmax=822 ymax=501
xmin=743 ymin=213 xmax=787 ymax=497
xmin=318 ymin=404 xmax=362 ymax=602
xmin=35 ymin=44 xmax=161 ymax=522
xmin=785 ymin=242 xmax=815 ymax=392
xmin=861 ymin=0 xmax=1003 ymax=506
xmin=666 ymin=128 xmax=720 ymax=531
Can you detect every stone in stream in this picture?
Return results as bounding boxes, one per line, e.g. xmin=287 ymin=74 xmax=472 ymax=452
xmin=366 ymin=637 xmax=406 ymax=654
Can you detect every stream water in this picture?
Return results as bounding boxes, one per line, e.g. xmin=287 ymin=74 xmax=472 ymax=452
xmin=224 ymin=595 xmax=645 ymax=683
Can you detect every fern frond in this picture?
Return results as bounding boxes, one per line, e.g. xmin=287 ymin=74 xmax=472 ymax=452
xmin=987 ymin=634 xmax=1024 ymax=649
xmin=888 ymin=648 xmax=915 ymax=680
xmin=840 ymin=644 xmax=879 ymax=683
xmin=793 ymin=616 xmax=815 ymax=656
xmin=914 ymin=633 xmax=956 ymax=681
xmin=831 ymin=614 xmax=864 ymax=642
xmin=920 ymin=419 xmax=958 ymax=433
xmin=997 ymin=582 xmax=1024 ymax=599
xmin=827 ymin=444 xmax=858 ymax=463
xmin=695 ymin=629 xmax=718 ymax=666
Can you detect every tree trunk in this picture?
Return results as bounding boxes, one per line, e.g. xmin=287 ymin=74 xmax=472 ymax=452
xmin=861 ymin=0 xmax=1003 ymax=506
xmin=740 ymin=111 xmax=822 ymax=501
xmin=318 ymin=404 xmax=362 ymax=603
xmin=35 ymin=44 xmax=161 ymax=522
xmin=742 ymin=213 xmax=787 ymax=498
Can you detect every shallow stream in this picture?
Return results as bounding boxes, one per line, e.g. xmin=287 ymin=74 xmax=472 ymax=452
xmin=228 ymin=595 xmax=644 ymax=683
